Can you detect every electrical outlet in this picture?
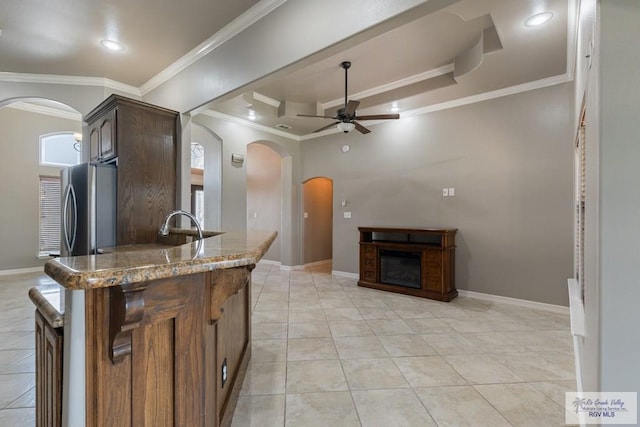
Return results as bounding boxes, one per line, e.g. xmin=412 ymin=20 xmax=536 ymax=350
xmin=344 ymin=212 xmax=352 ymax=219
xmin=304 ymin=212 xmax=308 ymax=218
xmin=442 ymin=188 xmax=449 ymax=197
xmin=221 ymin=358 xmax=228 ymax=387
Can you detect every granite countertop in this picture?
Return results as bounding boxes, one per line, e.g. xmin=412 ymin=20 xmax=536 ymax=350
xmin=44 ymin=229 xmax=277 ymax=290
xmin=29 ymin=283 xmax=64 ymax=328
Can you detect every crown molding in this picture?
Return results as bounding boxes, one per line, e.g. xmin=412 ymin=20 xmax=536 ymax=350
xmin=566 ymin=0 xmax=579 ymax=81
xmin=0 ymin=72 xmax=140 ymax=96
xmin=252 ymin=92 xmax=281 ymax=108
xmin=139 ymin=0 xmax=288 ymax=96
xmin=400 ymin=73 xmax=572 ymax=119
xmin=7 ymin=102 xmax=82 ymax=121
xmin=199 ymin=109 xmax=301 ymax=141
xmin=322 ymin=64 xmax=455 ymax=110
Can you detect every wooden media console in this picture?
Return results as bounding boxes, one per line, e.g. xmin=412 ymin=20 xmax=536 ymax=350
xmin=358 ymin=227 xmax=458 ymax=302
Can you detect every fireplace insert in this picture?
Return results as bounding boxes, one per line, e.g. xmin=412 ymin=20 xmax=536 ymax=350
xmin=379 ymin=249 xmax=421 ymax=289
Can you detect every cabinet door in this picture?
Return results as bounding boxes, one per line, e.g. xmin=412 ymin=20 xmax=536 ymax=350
xmin=89 ymin=126 xmax=100 ymax=163
xmin=35 ymin=310 xmax=63 ymax=427
xmin=98 ymin=109 xmax=117 ymax=161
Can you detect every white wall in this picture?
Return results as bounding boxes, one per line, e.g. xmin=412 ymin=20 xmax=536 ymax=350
xmin=596 ymin=0 xmax=640 ymax=396
xmin=302 ymin=83 xmax=575 ymax=306
xmin=0 ymin=107 xmax=81 ymax=271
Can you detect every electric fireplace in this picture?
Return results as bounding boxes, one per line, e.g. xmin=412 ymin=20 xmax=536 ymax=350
xmin=379 ymin=249 xmax=422 ymax=289
xmin=358 ymin=226 xmax=458 ymax=302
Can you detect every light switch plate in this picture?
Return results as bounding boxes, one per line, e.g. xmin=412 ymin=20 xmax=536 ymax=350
xmin=442 ymin=188 xmax=449 ymax=197
xmin=449 ymin=188 xmax=455 ymax=196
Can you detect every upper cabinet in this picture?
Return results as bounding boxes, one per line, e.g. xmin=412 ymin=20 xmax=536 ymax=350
xmin=88 ymin=108 xmax=117 ymax=163
xmin=84 ymin=95 xmax=180 ymax=245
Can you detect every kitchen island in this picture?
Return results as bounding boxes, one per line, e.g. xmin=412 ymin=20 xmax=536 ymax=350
xmin=31 ymin=229 xmax=276 ymax=427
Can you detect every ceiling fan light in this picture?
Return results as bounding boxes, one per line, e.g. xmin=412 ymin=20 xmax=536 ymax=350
xmin=337 ymin=122 xmax=355 ymax=133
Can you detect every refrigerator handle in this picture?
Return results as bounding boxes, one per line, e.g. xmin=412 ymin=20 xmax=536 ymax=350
xmin=62 ymin=185 xmax=78 ymax=253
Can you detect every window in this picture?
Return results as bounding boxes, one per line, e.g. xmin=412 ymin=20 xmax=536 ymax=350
xmin=191 ymin=185 xmax=205 ymax=228
xmin=39 ymin=176 xmax=61 ymax=256
xmin=191 ymin=142 xmax=205 ymax=227
xmin=40 ymin=132 xmax=81 ymax=167
xmin=191 ymin=142 xmax=204 ymax=169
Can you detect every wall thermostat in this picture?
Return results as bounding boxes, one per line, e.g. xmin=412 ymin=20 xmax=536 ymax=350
xmin=341 ymin=145 xmax=350 ymax=153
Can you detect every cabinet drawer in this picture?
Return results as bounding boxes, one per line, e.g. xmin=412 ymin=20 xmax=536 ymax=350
xmin=363 ymin=269 xmax=376 ymax=281
xmin=363 ymin=246 xmax=375 ymax=255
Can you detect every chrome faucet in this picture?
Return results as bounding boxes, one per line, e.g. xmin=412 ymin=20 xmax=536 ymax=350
xmin=159 ymin=210 xmax=203 ymax=241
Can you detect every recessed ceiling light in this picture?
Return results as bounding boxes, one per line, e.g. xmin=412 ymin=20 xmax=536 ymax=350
xmin=390 ymin=101 xmax=399 ymax=112
xmin=100 ymin=39 xmax=124 ymax=52
xmin=525 ymin=12 xmax=553 ymax=27
xmin=248 ymin=110 xmax=256 ymax=121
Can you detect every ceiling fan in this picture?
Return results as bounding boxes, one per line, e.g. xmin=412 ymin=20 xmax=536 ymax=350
xmin=297 ymin=61 xmax=400 ymax=134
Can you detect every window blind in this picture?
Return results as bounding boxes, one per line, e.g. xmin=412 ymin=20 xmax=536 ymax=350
xmin=39 ymin=176 xmax=61 ymax=255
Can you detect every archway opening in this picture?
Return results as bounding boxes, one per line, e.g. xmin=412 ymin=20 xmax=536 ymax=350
xmin=0 ymin=97 xmax=82 ymax=271
xmin=303 ymin=177 xmax=333 ymax=268
xmin=191 ymin=123 xmax=222 ymax=230
xmin=246 ymin=142 xmax=283 ymax=263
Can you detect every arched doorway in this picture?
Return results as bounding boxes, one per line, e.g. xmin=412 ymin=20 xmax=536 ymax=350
xmin=246 ymin=142 xmax=283 ymax=262
xmin=0 ymin=97 xmax=82 ymax=271
xmin=191 ymin=124 xmax=222 ymax=230
xmin=303 ymin=177 xmax=333 ymax=267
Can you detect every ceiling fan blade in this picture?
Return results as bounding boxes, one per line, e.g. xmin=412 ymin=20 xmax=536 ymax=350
xmin=353 ymin=121 xmax=371 ymax=134
xmin=344 ymin=100 xmax=360 ymax=116
xmin=313 ymin=121 xmax=341 ymax=133
xmin=353 ymin=114 xmax=400 ymax=121
xmin=297 ymin=114 xmax=337 ymax=119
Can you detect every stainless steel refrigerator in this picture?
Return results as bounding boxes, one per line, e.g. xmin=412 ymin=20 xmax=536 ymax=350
xmin=60 ymin=162 xmax=117 ymax=256
xmin=59 ymin=162 xmax=116 ymax=426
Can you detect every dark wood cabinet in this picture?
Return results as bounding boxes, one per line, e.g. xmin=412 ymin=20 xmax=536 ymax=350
xmin=358 ymin=227 xmax=458 ymax=302
xmin=85 ymin=95 xmax=179 ymax=246
xmin=35 ymin=309 xmax=63 ymax=427
xmin=89 ymin=108 xmax=117 ymax=163
xmin=84 ymin=267 xmax=252 ymax=427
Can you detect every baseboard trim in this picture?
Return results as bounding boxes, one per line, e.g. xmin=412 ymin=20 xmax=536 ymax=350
xmin=0 ymin=266 xmax=44 ymax=276
xmin=280 ymin=264 xmax=304 ymax=271
xmin=331 ymin=270 xmax=359 ymax=279
xmin=457 ymin=289 xmax=569 ymax=314
xmin=304 ymin=259 xmax=332 ymax=269
xmin=259 ymin=259 xmax=328 ymax=271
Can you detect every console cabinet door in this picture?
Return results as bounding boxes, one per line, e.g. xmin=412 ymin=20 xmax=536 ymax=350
xmin=35 ymin=310 xmax=63 ymax=427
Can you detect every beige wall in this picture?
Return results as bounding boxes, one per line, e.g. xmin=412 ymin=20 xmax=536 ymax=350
xmin=303 ymin=177 xmax=333 ymax=264
xmin=0 ymin=107 xmax=81 ymax=271
xmin=246 ymin=143 xmax=282 ymax=262
xmin=302 ymin=83 xmax=574 ymax=306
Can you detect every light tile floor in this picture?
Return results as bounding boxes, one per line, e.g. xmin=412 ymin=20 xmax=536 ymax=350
xmin=0 ymin=265 xmax=577 ymax=426
xmin=237 ymin=263 xmax=577 ymax=427
xmin=0 ymin=272 xmax=45 ymax=426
